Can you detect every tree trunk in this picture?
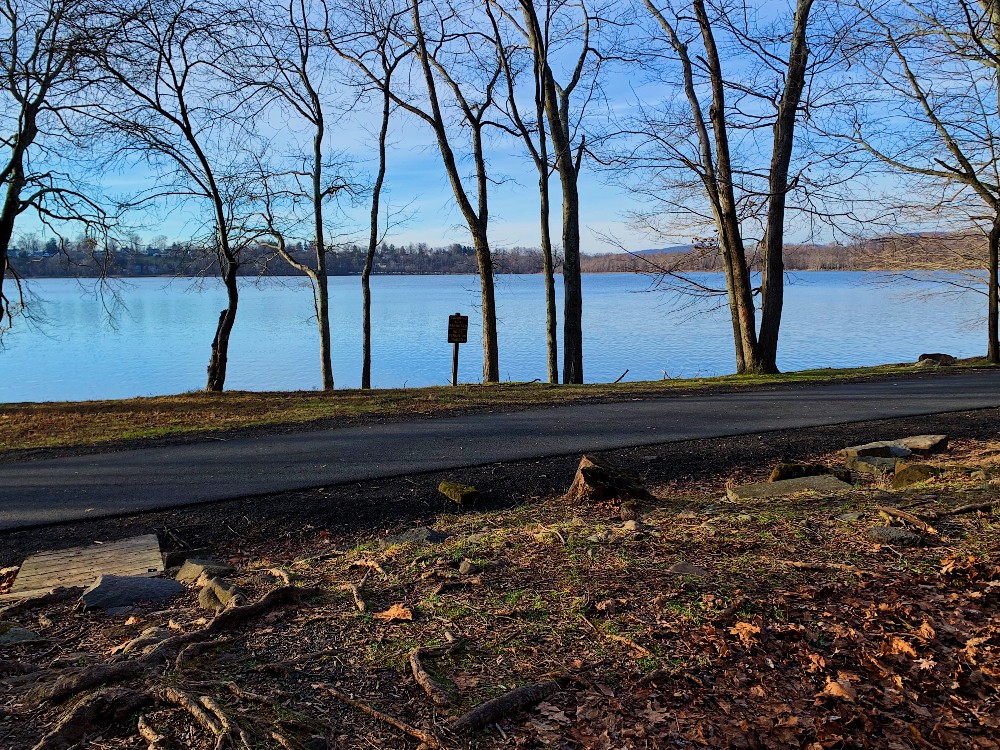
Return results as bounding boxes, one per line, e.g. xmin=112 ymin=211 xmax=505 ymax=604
xmin=538 ymin=171 xmax=559 ymax=384
xmin=473 ymin=226 xmax=500 ymax=382
xmin=560 ymin=173 xmax=584 ymax=383
xmin=312 ymin=123 xmax=334 ymax=390
xmin=989 ymin=219 xmax=1000 ymax=364
xmin=363 ymin=84 xmax=392 ymax=390
xmin=756 ymin=0 xmax=813 ymax=374
xmin=206 ymin=271 xmax=238 ymax=391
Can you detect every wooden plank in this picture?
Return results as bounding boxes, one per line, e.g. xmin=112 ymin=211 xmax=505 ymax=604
xmin=9 ymin=535 xmax=163 ymax=597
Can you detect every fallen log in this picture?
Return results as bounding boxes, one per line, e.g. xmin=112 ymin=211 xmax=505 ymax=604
xmin=449 ymin=681 xmax=559 ymax=735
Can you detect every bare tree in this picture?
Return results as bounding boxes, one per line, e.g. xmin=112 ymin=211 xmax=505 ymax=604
xmin=239 ymin=0 xmax=356 ymax=390
xmin=330 ymin=0 xmax=414 ymax=389
xmin=0 ymin=0 xmax=112 ymax=333
xmin=395 ymin=0 xmax=505 ymax=383
xmin=838 ymin=0 xmax=1000 ymax=362
xmin=94 ymin=0 xmax=265 ymax=390
xmin=622 ymin=0 xmax=832 ymax=374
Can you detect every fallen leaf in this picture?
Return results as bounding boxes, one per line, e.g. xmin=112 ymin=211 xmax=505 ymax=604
xmin=374 ymin=603 xmax=413 ymax=622
xmin=730 ymin=621 xmax=761 ymax=647
xmin=819 ymin=679 xmax=856 ymax=702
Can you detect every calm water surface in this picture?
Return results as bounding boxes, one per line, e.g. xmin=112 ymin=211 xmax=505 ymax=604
xmin=0 ymin=272 xmax=987 ymax=403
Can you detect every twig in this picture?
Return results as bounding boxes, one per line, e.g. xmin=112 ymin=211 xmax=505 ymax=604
xmin=350 ymin=559 xmax=387 ymax=578
xmin=313 ymin=683 xmax=444 ymax=748
xmin=613 ymin=369 xmax=629 ymax=384
xmin=338 ymin=584 xmax=366 ymax=612
xmin=581 ymin=615 xmax=653 ymax=657
xmin=779 ymin=560 xmax=863 ymax=573
xmin=270 ymin=732 xmax=298 ymax=750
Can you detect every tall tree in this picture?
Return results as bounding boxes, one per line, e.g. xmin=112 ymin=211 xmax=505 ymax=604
xmin=240 ymin=0 xmax=350 ymax=390
xmin=841 ymin=0 xmax=1000 ymax=362
xmin=625 ymin=0 xmax=823 ymax=374
xmin=94 ymin=0 xmax=264 ymax=390
xmin=0 ymin=0 xmax=111 ymax=332
xmin=329 ymin=0 xmax=414 ymax=389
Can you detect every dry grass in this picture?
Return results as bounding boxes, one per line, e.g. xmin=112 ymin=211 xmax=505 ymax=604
xmin=1 ymin=360 xmax=991 ymax=454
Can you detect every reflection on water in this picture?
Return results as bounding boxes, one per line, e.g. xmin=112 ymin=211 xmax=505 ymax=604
xmin=0 ymin=272 xmax=987 ymax=402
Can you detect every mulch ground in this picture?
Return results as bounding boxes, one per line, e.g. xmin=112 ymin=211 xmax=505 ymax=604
xmin=1 ymin=411 xmax=999 ymax=749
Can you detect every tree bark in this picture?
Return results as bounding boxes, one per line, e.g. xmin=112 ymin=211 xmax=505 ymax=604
xmin=312 ymin=117 xmax=334 ymax=390
xmin=363 ymin=82 xmax=392 ymax=389
xmin=206 ymin=271 xmax=239 ymax=391
xmin=756 ymin=0 xmax=813 ymax=374
xmin=560 ymin=171 xmax=584 ymax=383
xmin=989 ymin=219 xmax=999 ymax=363
xmin=539 ymin=170 xmax=559 ymax=383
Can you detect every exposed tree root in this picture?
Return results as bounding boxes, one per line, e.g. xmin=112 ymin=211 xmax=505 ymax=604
xmin=137 ymin=714 xmax=171 ymax=750
xmin=314 ymin=682 xmax=444 ymax=748
xmin=449 ymin=681 xmax=559 ymax=736
xmin=877 ymin=506 xmax=938 ymax=535
xmin=200 ymin=694 xmax=252 ymax=749
xmin=409 ymin=642 xmax=463 ymax=707
xmin=175 ymin=638 xmax=234 ymax=671
xmin=31 ymin=687 xmax=151 ymax=750
xmin=29 ymin=585 xmax=323 ymax=705
xmin=938 ymin=501 xmax=998 ymax=517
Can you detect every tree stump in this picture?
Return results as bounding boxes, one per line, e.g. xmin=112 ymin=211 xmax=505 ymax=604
xmin=564 ymin=455 xmax=653 ymax=504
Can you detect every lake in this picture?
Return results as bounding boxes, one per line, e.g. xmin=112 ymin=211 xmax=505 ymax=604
xmin=0 ymin=272 xmax=987 ymax=403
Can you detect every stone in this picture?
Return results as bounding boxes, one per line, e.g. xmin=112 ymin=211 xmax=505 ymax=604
xmin=867 ymin=527 xmax=922 ymax=546
xmin=438 ymin=482 xmax=480 ymax=505
xmin=0 ymin=622 xmax=41 ymax=645
xmin=81 ymin=575 xmax=184 ymax=612
xmin=162 ymin=548 xmax=211 ymax=568
xmin=914 ymin=359 xmax=942 ymax=368
xmin=896 ymin=435 xmax=948 ymax=454
xmin=845 ymin=456 xmax=898 ymax=475
xmin=891 ymin=464 xmax=942 ymax=489
xmin=458 ymin=559 xmax=480 ymax=575
xmin=382 ymin=526 xmax=451 ymax=547
xmin=565 ymin=455 xmax=653 ymax=504
xmin=198 ymin=577 xmax=245 ymax=611
xmin=727 ymin=474 xmax=853 ymax=501
xmin=176 ymin=559 xmax=234 ymax=584
xmin=769 ymin=463 xmax=850 ymax=483
xmin=669 ymin=561 xmax=709 ymax=577
xmin=971 ymin=470 xmax=991 ymax=481
xmin=836 ymin=512 xmax=864 ymax=522
xmin=842 ymin=441 xmax=912 ymax=459
xmin=918 ymin=353 xmax=957 ymax=366
xmin=621 ymin=520 xmax=639 ymax=532
xmin=735 ymin=514 xmax=754 ymax=523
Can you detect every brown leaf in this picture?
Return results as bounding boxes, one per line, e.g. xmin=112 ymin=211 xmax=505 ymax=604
xmin=818 ymin=679 xmax=857 ymax=702
xmin=882 ymin=637 xmax=918 ymax=658
xmin=374 ymin=603 xmax=413 ymax=622
xmin=730 ymin=621 xmax=761 ymax=647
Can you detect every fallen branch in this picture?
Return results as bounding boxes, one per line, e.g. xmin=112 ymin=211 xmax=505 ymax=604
xmin=779 ymin=560 xmax=863 ymax=573
xmin=449 ymin=681 xmax=559 ymax=735
xmin=938 ymin=501 xmax=998 ymax=517
xmin=581 ymin=615 xmax=654 ymax=658
xmin=32 ymin=688 xmax=151 ymax=750
xmin=410 ymin=642 xmax=463 ymax=707
xmin=877 ymin=507 xmax=938 ymax=535
xmin=338 ymin=583 xmax=366 ymax=612
xmin=313 ymin=683 xmax=443 ymax=749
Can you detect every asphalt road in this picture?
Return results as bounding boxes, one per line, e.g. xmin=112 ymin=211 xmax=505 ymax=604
xmin=2 ymin=371 xmax=1000 ymax=531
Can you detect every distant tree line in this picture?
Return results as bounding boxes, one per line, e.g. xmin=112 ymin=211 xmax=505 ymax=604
xmin=3 ymin=0 xmax=1000 ymax=392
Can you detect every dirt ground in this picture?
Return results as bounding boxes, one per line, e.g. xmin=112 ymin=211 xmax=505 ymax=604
xmin=1 ymin=408 xmax=998 ymax=749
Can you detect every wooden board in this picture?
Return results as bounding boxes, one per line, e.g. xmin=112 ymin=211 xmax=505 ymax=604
xmin=4 ymin=534 xmax=163 ymax=600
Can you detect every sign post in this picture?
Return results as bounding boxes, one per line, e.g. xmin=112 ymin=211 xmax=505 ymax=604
xmin=447 ymin=313 xmax=469 ymax=386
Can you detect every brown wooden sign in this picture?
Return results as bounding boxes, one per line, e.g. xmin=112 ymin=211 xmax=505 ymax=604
xmin=448 ymin=313 xmax=469 ymax=344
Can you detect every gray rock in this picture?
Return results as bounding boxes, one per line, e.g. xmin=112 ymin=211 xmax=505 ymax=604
xmin=458 ymin=559 xmax=480 ymax=575
xmin=842 ymin=441 xmax=912 ymax=459
xmin=768 ymin=463 xmax=851 ymax=483
xmin=891 ymin=464 xmax=942 ymax=489
xmin=727 ymin=474 xmax=853 ymax=501
xmin=896 ymin=435 xmax=948 ymax=454
xmin=971 ymin=470 xmax=990 ymax=481
xmin=81 ymin=575 xmax=184 ymax=612
xmin=382 ymin=526 xmax=451 ymax=547
xmin=918 ymin=353 xmax=957 ymax=366
xmin=0 ymin=622 xmax=41 ymax=645
xmin=867 ymin=527 xmax=922 ymax=546
xmin=669 ymin=561 xmax=709 ymax=577
xmin=845 ymin=455 xmax=898 ymax=475
xmin=622 ymin=520 xmax=640 ymax=532
xmin=176 ymin=559 xmax=234 ymax=584
xmin=438 ymin=481 xmax=479 ymax=505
